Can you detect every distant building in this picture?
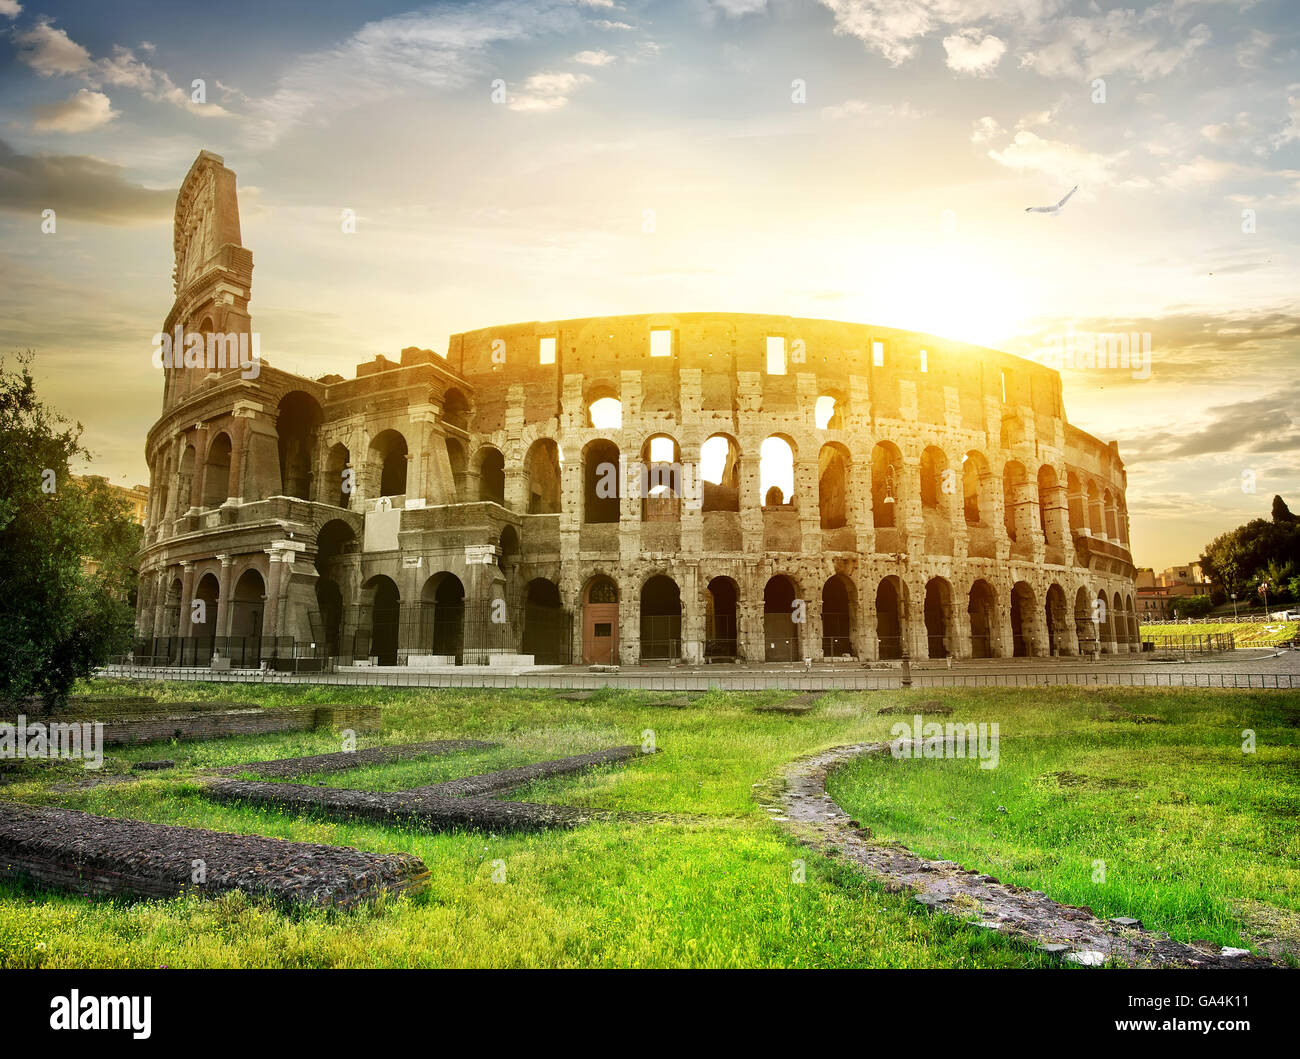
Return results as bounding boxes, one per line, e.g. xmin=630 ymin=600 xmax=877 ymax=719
xmin=74 ymin=476 xmax=149 ymax=578
xmin=1135 ymin=563 xmax=1212 ymax=619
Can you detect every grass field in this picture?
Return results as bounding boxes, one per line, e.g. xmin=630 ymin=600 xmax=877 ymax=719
xmin=1140 ymin=621 xmax=1298 ymax=646
xmin=1 ymin=680 xmax=1296 ymax=968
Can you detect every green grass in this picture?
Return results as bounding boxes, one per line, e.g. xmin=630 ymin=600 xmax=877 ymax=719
xmin=1 ymin=679 xmax=1296 ymax=967
xmin=1140 ymin=620 xmax=1298 ymax=646
xmin=829 ymin=690 xmax=1300 ymax=958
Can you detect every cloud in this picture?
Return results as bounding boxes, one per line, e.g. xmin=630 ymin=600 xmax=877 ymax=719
xmin=1160 ymin=155 xmax=1243 ymax=189
xmin=987 ymin=129 xmax=1126 ymax=187
xmin=1271 ymin=95 xmax=1300 ymax=150
xmin=593 ymin=19 xmax=636 ymax=30
xmin=0 ymin=139 xmax=173 ymax=224
xmin=821 ymin=99 xmax=927 ymax=123
xmin=1123 ymin=386 xmax=1300 ymax=463
xmin=12 ymin=17 xmax=231 ymax=117
xmin=712 ymin=0 xmax=767 ymax=16
xmin=508 ymin=70 xmax=592 ymax=111
xmin=573 ymin=49 xmax=615 ymax=65
xmin=248 ymin=0 xmax=584 ymax=143
xmin=970 ymin=115 xmax=1002 ymax=143
xmin=0 ymin=0 xmax=22 ymax=18
xmin=30 ymin=88 xmax=117 ymax=133
xmin=13 ymin=16 xmax=91 ymax=76
xmin=1020 ymin=11 xmax=1211 ymax=81
xmin=942 ymin=29 xmax=1005 ymax=75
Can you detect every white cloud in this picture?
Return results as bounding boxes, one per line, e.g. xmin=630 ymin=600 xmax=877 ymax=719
xmin=970 ymin=115 xmax=1002 ymax=143
xmin=1021 ymin=11 xmax=1212 ymax=81
xmin=1271 ymin=95 xmax=1300 ymax=150
xmin=1160 ymin=156 xmax=1242 ymax=189
xmin=821 ymin=99 xmax=926 ymax=122
xmin=248 ymin=1 xmax=584 ymax=142
xmin=31 ymin=88 xmax=117 ymax=133
xmin=13 ymin=17 xmax=92 ymax=76
xmin=0 ymin=1 xmax=23 ymax=19
xmin=594 ymin=19 xmax=636 ymax=30
xmin=713 ymin=0 xmax=767 ymax=16
xmin=942 ymin=29 xmax=1005 ymax=76
xmin=987 ymin=129 xmax=1126 ymax=187
xmin=508 ymin=70 xmax=592 ymax=111
xmin=573 ymin=49 xmax=615 ymax=65
xmin=1201 ymin=122 xmax=1232 ymax=145
xmin=816 ymin=1 xmax=1058 ymax=67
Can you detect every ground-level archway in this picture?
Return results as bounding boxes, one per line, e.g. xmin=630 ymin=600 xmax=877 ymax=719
xmin=522 ymin=578 xmax=568 ymax=664
xmin=640 ymin=575 xmax=682 ymax=661
xmin=1010 ymin=580 xmax=1038 ymax=657
xmin=704 ymin=576 xmax=739 ymax=660
xmin=822 ymin=574 xmax=856 ymax=658
xmin=421 ymin=573 xmax=465 ymax=662
xmin=875 ymin=576 xmax=906 ymax=659
xmin=764 ymin=575 xmax=800 ymax=662
xmin=968 ymin=579 xmax=997 ymax=659
xmin=361 ymin=575 xmax=400 ymax=665
xmin=923 ymin=577 xmax=955 ymax=659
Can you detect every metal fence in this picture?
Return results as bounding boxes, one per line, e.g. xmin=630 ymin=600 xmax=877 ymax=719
xmin=97 ymin=663 xmax=1300 ymax=690
xmin=1141 ymin=634 xmax=1236 ymax=653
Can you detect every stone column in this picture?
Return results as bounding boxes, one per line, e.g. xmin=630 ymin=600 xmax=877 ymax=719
xmin=178 ymin=561 xmax=197 ymax=635
xmin=263 ymin=552 xmax=285 ymax=649
xmin=216 ymin=555 xmax=236 ymax=638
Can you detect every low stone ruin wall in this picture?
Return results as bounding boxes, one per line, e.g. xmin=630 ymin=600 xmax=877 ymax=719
xmin=0 ymin=803 xmax=428 ymax=908
xmin=214 ymin=738 xmax=499 ymax=779
xmin=40 ymin=705 xmax=383 ymax=746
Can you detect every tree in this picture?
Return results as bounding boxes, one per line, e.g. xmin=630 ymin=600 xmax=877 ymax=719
xmin=0 ymin=353 xmax=136 ymax=707
xmin=1200 ymin=500 xmax=1300 ymax=597
xmin=1177 ymin=595 xmax=1215 ymax=618
xmin=1272 ymin=495 xmax=1297 ymax=524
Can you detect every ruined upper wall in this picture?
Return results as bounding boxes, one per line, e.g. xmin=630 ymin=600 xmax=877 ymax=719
xmin=446 ymin=312 xmax=1067 ymax=435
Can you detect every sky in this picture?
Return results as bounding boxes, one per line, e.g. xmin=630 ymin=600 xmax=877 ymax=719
xmin=1 ymin=0 xmax=1297 ymax=571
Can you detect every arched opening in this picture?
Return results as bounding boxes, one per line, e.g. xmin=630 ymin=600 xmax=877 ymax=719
xmin=760 ymin=436 xmax=795 ymax=506
xmin=442 ymin=387 xmax=470 ymax=431
xmin=314 ymin=578 xmax=342 ymax=660
xmin=641 ymin=434 xmax=681 ymax=521
xmin=497 ymin=525 xmax=519 ymax=582
xmin=587 ymin=395 xmax=622 ymax=429
xmin=192 ymin=572 xmax=220 ymax=644
xmin=202 ymin=433 xmax=232 ymax=508
xmin=277 ymin=391 xmax=323 ymax=500
xmin=315 ymin=519 xmax=357 ymax=573
xmin=445 ymin=438 xmax=467 ymax=501
xmin=582 ymin=575 xmax=619 ymax=664
xmin=968 ymin=579 xmax=997 ymax=658
xmin=1045 ymin=583 xmax=1069 ymax=656
xmin=325 ymin=443 xmax=351 ymax=508
xmin=822 ymin=574 xmax=856 ymax=658
xmin=228 ymin=568 xmax=265 ymax=651
xmin=871 ymin=441 xmax=902 ymax=529
xmin=1087 ymin=481 xmax=1103 ymax=536
xmin=361 ymin=575 xmax=400 ymax=666
xmin=818 ymin=444 xmax=850 ymax=529
xmin=919 ymin=446 xmax=948 ymax=511
xmin=1066 ymin=473 xmax=1086 ymax=536
xmin=1010 ymin=580 xmax=1038 ymax=656
xmin=875 ymin=576 xmax=906 ymax=659
xmin=522 ymin=578 xmax=567 ymax=664
xmin=478 ymin=447 xmax=506 ymax=506
xmin=422 ymin=572 xmax=465 ymax=662
xmin=815 ymin=394 xmax=843 ymax=430
xmin=369 ymin=430 xmax=408 ymax=498
xmin=764 ymin=575 xmax=800 ymax=662
xmin=583 ymin=439 xmax=621 ymax=523
xmin=1104 ymin=489 xmax=1118 ymax=540
xmin=700 ymin=434 xmax=741 ymax=512
xmin=524 ymin=439 xmax=562 ymax=513
xmin=639 ymin=575 xmax=681 ymax=661
xmin=704 ymin=576 xmax=739 ymax=660
xmin=923 ymin=577 xmax=954 ymax=659
xmin=963 ymin=451 xmax=991 ymax=525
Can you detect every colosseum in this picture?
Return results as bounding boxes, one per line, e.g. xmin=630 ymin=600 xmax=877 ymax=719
xmin=133 ymin=151 xmax=1138 ymax=672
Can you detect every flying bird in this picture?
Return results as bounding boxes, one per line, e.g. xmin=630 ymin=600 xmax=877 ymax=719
xmin=1025 ymin=185 xmax=1078 ymax=214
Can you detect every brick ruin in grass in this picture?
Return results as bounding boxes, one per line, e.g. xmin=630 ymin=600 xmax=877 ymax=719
xmin=0 ymin=803 xmax=429 ymax=908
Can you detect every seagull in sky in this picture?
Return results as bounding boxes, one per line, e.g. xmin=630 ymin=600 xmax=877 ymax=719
xmin=1025 ymin=185 xmax=1078 ymax=214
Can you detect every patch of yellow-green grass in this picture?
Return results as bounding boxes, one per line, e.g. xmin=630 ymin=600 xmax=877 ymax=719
xmin=3 ymin=682 xmax=1295 ymax=967
xmin=829 ymin=689 xmax=1300 ymax=957
xmin=1140 ymin=621 xmax=1298 ymax=647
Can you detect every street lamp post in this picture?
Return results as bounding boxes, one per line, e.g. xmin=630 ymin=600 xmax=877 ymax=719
xmin=1231 ymin=592 xmax=1238 ymax=621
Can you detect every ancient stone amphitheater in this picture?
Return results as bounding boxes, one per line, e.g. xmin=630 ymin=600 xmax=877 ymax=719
xmin=133 ymin=152 xmax=1137 ymax=671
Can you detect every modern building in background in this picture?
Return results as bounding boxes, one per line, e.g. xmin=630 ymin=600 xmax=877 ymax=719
xmin=132 ymin=152 xmax=1138 ymax=669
